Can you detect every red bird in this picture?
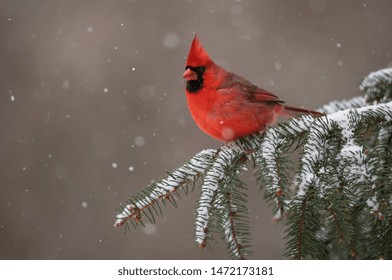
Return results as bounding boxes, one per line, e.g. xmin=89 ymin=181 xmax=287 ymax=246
xmin=183 ymin=35 xmax=323 ymax=142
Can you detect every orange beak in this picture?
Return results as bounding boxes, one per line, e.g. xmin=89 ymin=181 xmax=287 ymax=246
xmin=183 ymin=68 xmax=198 ymax=81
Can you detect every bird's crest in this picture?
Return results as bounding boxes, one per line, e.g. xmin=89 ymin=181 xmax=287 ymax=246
xmin=186 ymin=35 xmax=212 ymax=67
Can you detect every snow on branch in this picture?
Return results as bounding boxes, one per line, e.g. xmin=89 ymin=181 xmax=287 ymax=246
xmin=301 ymin=102 xmax=391 ymax=197
xmin=195 ymin=145 xmax=243 ymax=247
xmin=114 ymin=149 xmax=217 ymax=227
xmin=360 ymin=67 xmax=392 ymax=103
xmin=215 ymin=167 xmax=251 ymax=259
xmin=285 ymin=102 xmax=392 ymax=259
xmin=318 ymin=96 xmax=367 ymax=114
xmin=195 ymin=136 xmax=261 ymax=250
xmin=317 ymin=67 xmax=392 ymax=114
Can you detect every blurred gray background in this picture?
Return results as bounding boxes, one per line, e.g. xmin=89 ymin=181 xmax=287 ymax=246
xmin=1 ymin=0 xmax=391 ymax=259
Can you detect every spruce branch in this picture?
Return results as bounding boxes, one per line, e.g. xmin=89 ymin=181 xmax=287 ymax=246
xmin=195 ymin=135 xmax=261 ymax=252
xmin=285 ymin=101 xmax=392 ymax=259
xmin=255 ymin=128 xmax=293 ymax=220
xmin=318 ymin=96 xmax=367 ymax=114
xmin=114 ymin=67 xmax=392 ymax=259
xmin=114 ymin=149 xmax=217 ymax=228
xmin=215 ymin=163 xmax=251 ymax=259
xmin=195 ymin=145 xmax=244 ymax=248
xmin=360 ymin=67 xmax=392 ymax=103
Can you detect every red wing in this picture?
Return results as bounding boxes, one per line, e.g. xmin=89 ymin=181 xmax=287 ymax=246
xmin=253 ymin=88 xmax=285 ymax=104
xmin=216 ymin=70 xmax=284 ymax=104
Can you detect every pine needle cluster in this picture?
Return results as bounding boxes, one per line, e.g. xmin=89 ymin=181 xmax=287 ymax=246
xmin=114 ymin=67 xmax=392 ymax=259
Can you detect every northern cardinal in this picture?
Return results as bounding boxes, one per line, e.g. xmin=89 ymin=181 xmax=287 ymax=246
xmin=183 ymin=35 xmax=323 ymax=142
